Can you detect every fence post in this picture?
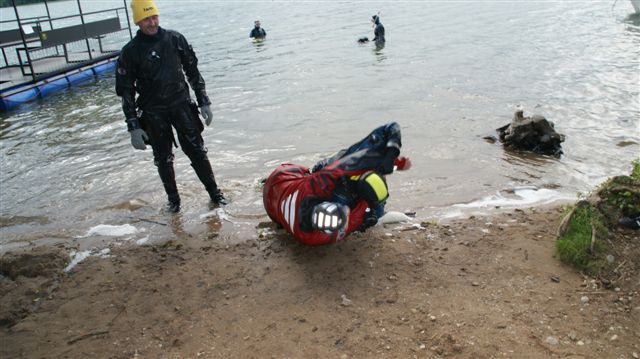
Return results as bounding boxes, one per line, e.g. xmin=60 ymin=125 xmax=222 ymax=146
xmin=11 ymin=0 xmax=36 ymax=81
xmin=123 ymin=0 xmax=133 ymax=40
xmin=76 ymin=0 xmax=93 ymax=60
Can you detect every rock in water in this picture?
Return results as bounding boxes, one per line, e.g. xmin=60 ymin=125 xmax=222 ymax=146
xmin=497 ymin=110 xmax=565 ymax=157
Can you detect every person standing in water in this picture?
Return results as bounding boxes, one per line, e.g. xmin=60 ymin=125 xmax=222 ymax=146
xmin=115 ymin=0 xmax=227 ymax=213
xmin=250 ymin=20 xmax=266 ymax=39
xmin=371 ymin=14 xmax=385 ymax=45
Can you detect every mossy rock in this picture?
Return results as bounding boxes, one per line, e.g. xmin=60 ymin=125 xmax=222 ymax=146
xmin=556 ymin=160 xmax=639 ymax=277
xmin=594 ymin=174 xmax=640 ymax=227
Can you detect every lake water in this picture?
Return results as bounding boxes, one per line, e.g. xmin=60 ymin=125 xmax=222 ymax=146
xmin=1 ymin=0 xmax=639 ymax=251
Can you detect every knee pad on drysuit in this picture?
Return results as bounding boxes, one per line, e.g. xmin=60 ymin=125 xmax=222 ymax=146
xmin=354 ymin=171 xmax=388 ymax=207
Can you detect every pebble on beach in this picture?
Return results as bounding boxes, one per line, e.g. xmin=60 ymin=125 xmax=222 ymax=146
xmin=341 ymin=294 xmax=352 ymax=307
xmin=580 ymin=296 xmax=589 ymax=304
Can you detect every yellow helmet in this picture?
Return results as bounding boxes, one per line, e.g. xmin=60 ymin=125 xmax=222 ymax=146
xmin=131 ymin=0 xmax=159 ymax=24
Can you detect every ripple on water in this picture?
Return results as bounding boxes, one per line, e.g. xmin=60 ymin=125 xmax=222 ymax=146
xmin=1 ymin=1 xmax=638 ymax=248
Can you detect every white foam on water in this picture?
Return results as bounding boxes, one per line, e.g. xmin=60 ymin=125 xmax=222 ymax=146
xmin=82 ymin=224 xmax=138 ymax=237
xmin=65 ymin=250 xmax=91 ymax=272
xmin=441 ymin=209 xmax=465 ymax=219
xmin=454 ymin=187 xmax=575 ymax=209
xmin=442 ymin=187 xmax=576 ymax=219
xmin=64 ymin=248 xmax=112 ymax=272
xmin=379 ymin=211 xmax=412 ymax=224
xmin=136 ymin=236 xmax=150 ymax=245
xmin=200 ymin=208 xmax=234 ymax=223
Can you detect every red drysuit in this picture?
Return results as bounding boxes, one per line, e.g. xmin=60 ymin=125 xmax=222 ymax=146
xmin=262 ymin=162 xmax=370 ymax=246
xmin=263 ymin=122 xmax=410 ymax=245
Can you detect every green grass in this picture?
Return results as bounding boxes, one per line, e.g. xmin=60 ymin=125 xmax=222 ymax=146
xmin=556 ymin=205 xmax=608 ymax=275
xmin=632 ymin=159 xmax=640 ymax=181
xmin=556 ymin=159 xmax=639 ymax=276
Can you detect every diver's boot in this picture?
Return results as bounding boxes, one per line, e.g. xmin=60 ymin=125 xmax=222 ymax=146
xmin=158 ymin=164 xmax=180 ymax=213
xmin=208 ymin=188 xmax=228 ymax=206
xmin=191 ymin=160 xmax=228 ymax=206
xmin=619 ymin=215 xmax=640 ymax=230
xmin=166 ymin=193 xmax=181 ymax=213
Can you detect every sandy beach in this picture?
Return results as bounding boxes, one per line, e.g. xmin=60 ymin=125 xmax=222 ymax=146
xmin=1 ymin=206 xmax=638 ymax=358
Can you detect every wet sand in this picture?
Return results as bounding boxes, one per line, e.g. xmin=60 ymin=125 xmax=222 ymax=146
xmin=1 ymin=206 xmax=639 ymax=358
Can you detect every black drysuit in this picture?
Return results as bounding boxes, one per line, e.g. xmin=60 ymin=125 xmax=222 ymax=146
xmin=373 ymin=20 xmax=385 ymax=45
xmin=250 ymin=27 xmax=266 ymax=39
xmin=115 ymin=27 xmax=219 ymax=205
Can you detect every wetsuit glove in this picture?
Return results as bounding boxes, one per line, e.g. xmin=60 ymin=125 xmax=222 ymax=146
xmin=126 ymin=118 xmax=148 ymax=150
xmin=200 ymin=105 xmax=213 ymax=126
xmin=378 ymin=147 xmax=400 ymax=174
xmin=394 ymin=156 xmax=412 ymax=171
xmin=130 ymin=129 xmax=148 ymax=150
xmin=311 ymin=202 xmax=349 ymax=234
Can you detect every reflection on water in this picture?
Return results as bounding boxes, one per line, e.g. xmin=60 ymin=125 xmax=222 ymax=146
xmin=168 ymin=214 xmax=189 ymax=241
xmin=0 ymin=215 xmax=50 ymax=228
xmin=501 ymin=150 xmax=559 ymax=168
xmin=253 ymin=39 xmax=267 ymax=52
xmin=0 ymin=1 xmax=639 ymax=249
xmin=625 ymin=13 xmax=640 ymax=27
xmin=373 ymin=42 xmax=386 ymax=61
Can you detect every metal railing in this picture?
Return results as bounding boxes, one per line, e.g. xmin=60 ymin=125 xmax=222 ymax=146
xmin=1 ymin=0 xmax=132 ymax=90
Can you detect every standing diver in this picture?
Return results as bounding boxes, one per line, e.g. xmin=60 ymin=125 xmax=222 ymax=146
xmin=115 ymin=0 xmax=227 ymax=213
xmin=263 ymin=122 xmax=411 ymax=246
xmin=250 ymin=20 xmax=267 ymax=40
xmin=371 ymin=14 xmax=385 ymax=45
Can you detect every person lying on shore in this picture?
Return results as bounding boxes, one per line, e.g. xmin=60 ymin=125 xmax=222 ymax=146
xmin=262 ymin=122 xmax=411 ymax=245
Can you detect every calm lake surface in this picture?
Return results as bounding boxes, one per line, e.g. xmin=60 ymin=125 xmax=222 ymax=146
xmin=1 ymin=1 xmax=639 ymax=250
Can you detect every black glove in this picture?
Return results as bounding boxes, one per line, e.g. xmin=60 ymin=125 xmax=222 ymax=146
xmin=378 ymin=147 xmax=400 ymax=174
xmin=357 ymin=210 xmax=378 ymax=232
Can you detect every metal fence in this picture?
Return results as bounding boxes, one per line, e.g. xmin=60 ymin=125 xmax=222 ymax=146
xmin=0 ymin=0 xmax=132 ymax=90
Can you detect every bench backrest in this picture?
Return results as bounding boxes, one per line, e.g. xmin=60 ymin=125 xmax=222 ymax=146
xmin=38 ymin=17 xmax=121 ymax=47
xmin=0 ymin=26 xmax=42 ymax=45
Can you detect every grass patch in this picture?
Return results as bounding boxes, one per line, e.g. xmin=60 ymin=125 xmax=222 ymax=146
xmin=556 ymin=159 xmax=639 ymax=277
xmin=632 ymin=159 xmax=640 ymax=181
xmin=556 ymin=205 xmax=608 ymax=276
